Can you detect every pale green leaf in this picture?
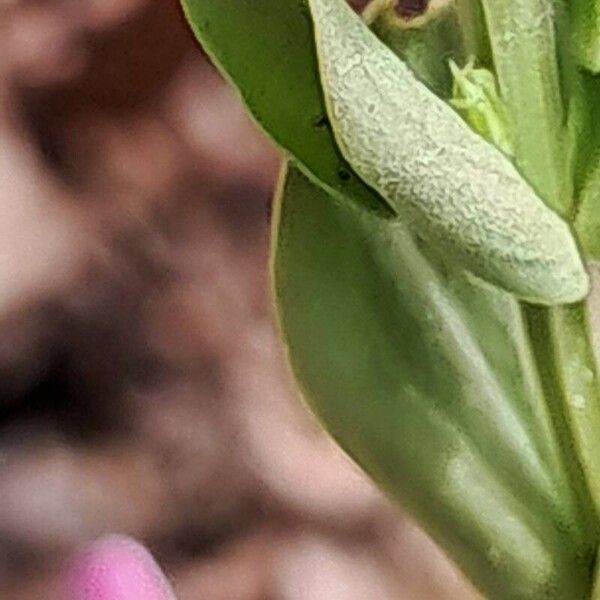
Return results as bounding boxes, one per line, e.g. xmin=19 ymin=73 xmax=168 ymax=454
xmin=308 ymin=0 xmax=588 ymax=305
xmin=576 ymin=154 xmax=600 ymax=259
xmin=479 ymin=0 xmax=568 ymax=213
xmin=572 ymin=0 xmax=600 ymax=73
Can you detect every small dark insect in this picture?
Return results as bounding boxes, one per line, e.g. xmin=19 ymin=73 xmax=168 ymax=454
xmin=395 ymin=0 xmax=429 ymax=19
xmin=313 ymin=114 xmax=330 ymax=128
xmin=338 ymin=168 xmax=351 ymax=182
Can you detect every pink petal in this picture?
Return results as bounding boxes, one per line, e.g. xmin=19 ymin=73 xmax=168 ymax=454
xmin=64 ymin=535 xmax=177 ymax=600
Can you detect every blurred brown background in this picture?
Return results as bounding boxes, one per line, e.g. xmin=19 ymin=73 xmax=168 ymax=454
xmin=0 ymin=1 xmax=479 ymax=598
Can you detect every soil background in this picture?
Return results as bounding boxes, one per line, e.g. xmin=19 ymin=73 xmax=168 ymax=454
xmin=0 ymin=1 xmax=479 ymax=598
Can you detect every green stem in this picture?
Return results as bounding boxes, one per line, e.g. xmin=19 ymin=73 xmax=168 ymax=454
xmin=479 ymin=0 xmax=569 ymax=214
xmin=549 ymin=303 xmax=600 ymax=517
xmin=480 ymin=0 xmax=600 ymax=498
xmin=593 ymin=550 xmax=600 ymax=600
xmin=523 ymin=304 xmax=600 ymax=532
xmin=479 ymin=0 xmax=600 ymax=579
xmin=454 ymin=0 xmax=492 ymax=66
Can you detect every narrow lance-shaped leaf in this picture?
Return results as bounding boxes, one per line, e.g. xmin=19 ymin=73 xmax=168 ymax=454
xmin=479 ymin=0 xmax=568 ymax=213
xmin=453 ymin=0 xmax=492 ymax=65
xmin=572 ymin=0 xmax=600 ymax=73
xmin=566 ymin=72 xmax=600 ymax=202
xmin=308 ymin=0 xmax=588 ymax=306
xmin=481 ymin=0 xmax=600 ymax=520
xmin=576 ymin=154 xmax=600 ymax=259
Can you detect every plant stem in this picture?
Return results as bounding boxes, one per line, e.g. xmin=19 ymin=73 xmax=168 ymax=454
xmin=454 ymin=0 xmax=492 ymax=65
xmin=479 ymin=0 xmax=568 ymax=214
xmin=523 ymin=304 xmax=600 ymax=529
xmin=593 ymin=550 xmax=600 ymax=600
xmin=548 ymin=304 xmax=600 ymax=518
xmin=480 ymin=0 xmax=600 ymax=552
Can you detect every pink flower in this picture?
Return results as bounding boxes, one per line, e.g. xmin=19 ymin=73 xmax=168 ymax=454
xmin=64 ymin=535 xmax=177 ymax=600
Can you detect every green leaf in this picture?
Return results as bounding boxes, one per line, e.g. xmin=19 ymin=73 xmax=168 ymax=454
xmin=273 ymin=164 xmax=595 ymax=600
xmin=308 ymin=0 xmax=588 ymax=305
xmin=568 ymin=72 xmax=600 ymax=210
xmin=479 ymin=0 xmax=568 ymax=214
xmin=576 ymin=154 xmax=600 ymax=259
xmin=454 ymin=0 xmax=493 ymax=65
xmin=180 ymin=0 xmax=389 ymax=215
xmin=572 ymin=0 xmax=600 ymax=73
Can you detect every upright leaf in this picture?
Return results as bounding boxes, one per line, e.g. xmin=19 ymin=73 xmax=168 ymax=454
xmin=180 ymin=0 xmax=388 ymax=214
xmin=308 ymin=0 xmax=588 ymax=305
xmin=454 ymin=0 xmax=492 ymax=64
xmin=576 ymin=155 xmax=600 ymax=259
xmin=479 ymin=0 xmax=567 ymax=213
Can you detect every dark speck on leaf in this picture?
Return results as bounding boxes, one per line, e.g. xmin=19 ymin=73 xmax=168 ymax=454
xmin=313 ymin=114 xmax=330 ymax=128
xmin=338 ymin=169 xmax=351 ymax=182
